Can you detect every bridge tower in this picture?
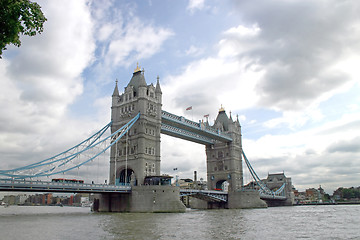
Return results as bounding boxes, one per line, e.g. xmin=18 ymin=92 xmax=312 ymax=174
xmin=110 ymin=64 xmax=162 ymax=185
xmin=206 ymin=107 xmax=243 ymax=192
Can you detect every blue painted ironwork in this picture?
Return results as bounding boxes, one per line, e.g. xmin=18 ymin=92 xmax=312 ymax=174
xmin=161 ymin=110 xmax=232 ymax=144
xmin=242 ymin=150 xmax=286 ymax=199
xmin=0 ymin=113 xmax=140 ymax=179
xmin=180 ymin=189 xmax=228 ymax=202
xmin=161 ymin=123 xmax=214 ymax=145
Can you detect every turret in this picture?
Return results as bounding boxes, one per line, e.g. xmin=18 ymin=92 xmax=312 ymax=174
xmin=155 ymin=76 xmax=162 ymax=119
xmin=111 ymin=80 xmax=120 ymax=122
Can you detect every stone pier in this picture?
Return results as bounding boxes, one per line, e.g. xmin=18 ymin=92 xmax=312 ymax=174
xmin=93 ymin=185 xmax=185 ymax=213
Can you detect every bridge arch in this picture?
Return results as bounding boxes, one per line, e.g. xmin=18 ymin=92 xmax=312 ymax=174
xmin=116 ymin=167 xmax=136 ymax=186
xmin=216 ymin=180 xmax=229 ymax=191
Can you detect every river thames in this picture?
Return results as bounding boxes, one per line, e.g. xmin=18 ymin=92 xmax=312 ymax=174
xmin=0 ymin=205 xmax=359 ymax=239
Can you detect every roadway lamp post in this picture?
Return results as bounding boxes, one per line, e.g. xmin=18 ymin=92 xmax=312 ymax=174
xmin=173 ymin=168 xmax=178 ymax=186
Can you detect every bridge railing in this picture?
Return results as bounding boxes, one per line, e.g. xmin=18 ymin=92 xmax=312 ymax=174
xmin=0 ymin=179 xmax=132 ymax=193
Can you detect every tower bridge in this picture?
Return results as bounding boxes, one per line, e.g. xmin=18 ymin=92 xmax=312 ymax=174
xmin=0 ymin=65 xmax=294 ymax=212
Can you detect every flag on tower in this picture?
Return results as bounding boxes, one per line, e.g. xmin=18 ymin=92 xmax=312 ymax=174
xmin=186 ymin=106 xmax=192 ymax=111
xmin=204 ymin=114 xmax=209 ymax=118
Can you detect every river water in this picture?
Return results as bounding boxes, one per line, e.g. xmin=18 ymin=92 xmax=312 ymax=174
xmin=0 ymin=205 xmax=359 ymax=240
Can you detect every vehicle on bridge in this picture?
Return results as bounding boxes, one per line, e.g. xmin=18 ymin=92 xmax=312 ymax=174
xmin=143 ymin=175 xmax=172 ymax=186
xmin=51 ymin=178 xmax=84 ymax=184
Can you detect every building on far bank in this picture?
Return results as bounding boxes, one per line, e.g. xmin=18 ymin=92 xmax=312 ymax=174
xmin=3 ymin=194 xmax=27 ymax=205
xmin=294 ymin=185 xmax=327 ymax=204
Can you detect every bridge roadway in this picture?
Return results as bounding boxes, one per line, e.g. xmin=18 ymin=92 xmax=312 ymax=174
xmin=0 ymin=180 xmax=286 ymax=202
xmin=0 ymin=179 xmax=131 ymax=194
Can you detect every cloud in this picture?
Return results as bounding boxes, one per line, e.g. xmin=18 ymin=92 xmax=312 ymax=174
xmin=185 ymin=45 xmax=204 ymax=57
xmin=242 ymin=112 xmax=360 ymax=192
xmin=0 ymin=0 xmax=96 ymax=169
xmin=231 ymin=0 xmax=360 ymax=111
xmin=161 ymin=135 xmax=206 ymax=180
xmin=158 ymin=1 xmax=360 ymax=192
xmin=106 ymin=20 xmax=174 ymax=67
xmin=187 ymin=0 xmax=205 ymax=14
xmin=1 ymin=0 xmax=359 ymax=194
xmin=327 ymin=137 xmax=360 ymax=153
xmin=87 ymin=1 xmax=174 ymax=84
xmin=162 ymin=54 xmax=262 ymax=120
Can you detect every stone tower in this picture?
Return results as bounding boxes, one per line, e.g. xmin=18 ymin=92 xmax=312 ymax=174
xmin=206 ymin=107 xmax=243 ymax=192
xmin=110 ymin=64 xmax=162 ymax=185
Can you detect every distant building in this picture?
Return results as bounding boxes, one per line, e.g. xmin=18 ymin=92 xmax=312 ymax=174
xmin=262 ymin=172 xmax=295 ymax=205
xmin=3 ymin=194 xmax=27 ymax=205
xmin=42 ymin=193 xmax=52 ymax=205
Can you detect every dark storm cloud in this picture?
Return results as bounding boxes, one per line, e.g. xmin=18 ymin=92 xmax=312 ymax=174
xmin=232 ymin=0 xmax=360 ymax=110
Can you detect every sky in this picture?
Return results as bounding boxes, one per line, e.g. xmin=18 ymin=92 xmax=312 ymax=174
xmin=1 ymin=0 xmax=360 ymax=194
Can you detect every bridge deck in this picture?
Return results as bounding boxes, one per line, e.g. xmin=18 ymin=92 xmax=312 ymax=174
xmin=180 ymin=189 xmax=228 ymax=202
xmin=259 ymin=193 xmax=287 ymax=200
xmin=0 ymin=179 xmax=131 ymax=194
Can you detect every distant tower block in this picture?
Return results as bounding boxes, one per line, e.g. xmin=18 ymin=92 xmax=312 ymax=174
xmin=206 ymin=106 xmax=243 ymax=191
xmin=110 ymin=64 xmax=162 ymax=185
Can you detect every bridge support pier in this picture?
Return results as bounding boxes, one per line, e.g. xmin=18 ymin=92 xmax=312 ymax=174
xmin=92 ymin=185 xmax=186 ymax=213
xmin=186 ymin=190 xmax=267 ymax=209
xmin=227 ymin=190 xmax=267 ymax=209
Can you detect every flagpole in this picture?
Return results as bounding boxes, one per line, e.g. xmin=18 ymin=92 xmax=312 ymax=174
xmin=186 ymin=106 xmax=193 ymax=121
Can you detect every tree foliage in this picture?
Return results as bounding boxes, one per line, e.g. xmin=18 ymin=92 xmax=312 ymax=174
xmin=0 ymin=0 xmax=47 ymax=58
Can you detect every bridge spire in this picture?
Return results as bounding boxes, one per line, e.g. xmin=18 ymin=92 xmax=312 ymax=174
xmin=134 ymin=62 xmax=141 ymax=73
xmin=155 ymin=75 xmax=162 ymax=93
xmin=112 ymin=79 xmax=119 ymax=96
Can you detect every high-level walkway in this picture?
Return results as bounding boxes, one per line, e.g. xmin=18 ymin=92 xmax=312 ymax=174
xmin=161 ymin=110 xmax=232 ymax=145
